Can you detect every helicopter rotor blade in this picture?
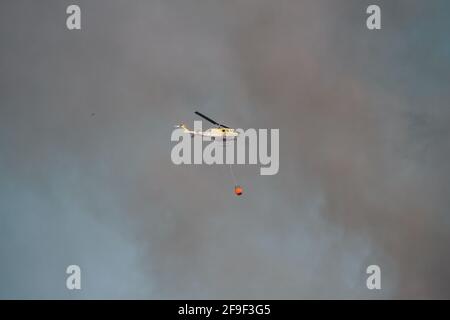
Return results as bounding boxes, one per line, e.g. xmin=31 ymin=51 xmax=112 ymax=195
xmin=194 ymin=111 xmax=220 ymax=126
xmin=195 ymin=111 xmax=230 ymax=128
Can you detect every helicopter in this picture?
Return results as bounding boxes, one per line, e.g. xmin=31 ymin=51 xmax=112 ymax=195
xmin=175 ymin=111 xmax=239 ymax=141
xmin=174 ymin=111 xmax=243 ymax=196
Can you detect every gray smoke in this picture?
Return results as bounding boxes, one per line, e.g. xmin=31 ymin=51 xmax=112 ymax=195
xmin=1 ymin=0 xmax=449 ymax=298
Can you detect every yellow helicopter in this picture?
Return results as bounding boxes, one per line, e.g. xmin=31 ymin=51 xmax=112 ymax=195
xmin=175 ymin=111 xmax=243 ymax=196
xmin=176 ymin=111 xmax=239 ymax=141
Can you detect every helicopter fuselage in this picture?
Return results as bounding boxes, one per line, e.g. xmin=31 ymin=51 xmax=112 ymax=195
xmin=187 ymin=127 xmax=239 ymax=140
xmin=176 ymin=111 xmax=239 ymax=140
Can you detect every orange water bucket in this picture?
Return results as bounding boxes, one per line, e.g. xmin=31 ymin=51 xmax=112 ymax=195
xmin=234 ymin=185 xmax=243 ymax=196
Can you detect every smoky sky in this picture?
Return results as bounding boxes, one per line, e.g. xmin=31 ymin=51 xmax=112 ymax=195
xmin=1 ymin=0 xmax=450 ymax=299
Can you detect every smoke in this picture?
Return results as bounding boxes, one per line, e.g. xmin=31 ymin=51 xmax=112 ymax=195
xmin=1 ymin=0 xmax=449 ymax=298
